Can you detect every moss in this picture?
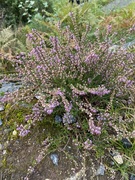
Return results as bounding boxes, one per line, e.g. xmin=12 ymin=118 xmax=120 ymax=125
xmin=2 ymin=103 xmax=32 ymax=130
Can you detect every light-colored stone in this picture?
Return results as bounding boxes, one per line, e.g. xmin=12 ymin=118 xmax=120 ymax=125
xmin=113 ymin=154 xmax=123 ymax=164
xmin=103 ymin=0 xmax=135 ymax=13
xmin=0 ymin=104 xmax=4 ymax=111
xmin=0 ymin=143 xmax=3 ymax=150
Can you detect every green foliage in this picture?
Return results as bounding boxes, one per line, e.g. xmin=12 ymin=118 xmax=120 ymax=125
xmin=100 ymin=2 xmax=135 ymax=34
xmin=0 ymin=26 xmax=26 ymax=56
xmin=1 ymin=0 xmax=53 ymax=26
xmin=50 ymin=0 xmax=104 ymax=27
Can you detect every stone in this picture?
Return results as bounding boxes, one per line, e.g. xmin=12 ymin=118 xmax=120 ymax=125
xmin=0 ymin=143 xmax=3 ymax=150
xmin=12 ymin=130 xmax=17 ymax=136
xmin=50 ymin=153 xmax=58 ymax=166
xmin=0 ymin=81 xmax=22 ymax=93
xmin=3 ymin=128 xmax=11 ymax=134
xmin=0 ymin=119 xmax=3 ymax=126
xmin=102 ymin=0 xmax=135 ymax=13
xmin=96 ymin=164 xmax=105 ymax=176
xmin=55 ymin=115 xmax=63 ymax=123
xmin=110 ymin=161 xmax=115 ymax=166
xmin=4 ymin=141 xmax=9 ymax=148
xmin=0 ymin=104 xmax=4 ymax=111
xmin=129 ymin=174 xmax=135 ymax=180
xmin=113 ymin=154 xmax=123 ymax=165
xmin=122 ymin=40 xmax=135 ymax=49
xmin=3 ymin=149 xmax=7 ymax=155
xmin=121 ymin=138 xmax=132 ymax=148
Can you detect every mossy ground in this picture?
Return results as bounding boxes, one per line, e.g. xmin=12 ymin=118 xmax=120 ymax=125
xmin=0 ymin=103 xmax=135 ymax=179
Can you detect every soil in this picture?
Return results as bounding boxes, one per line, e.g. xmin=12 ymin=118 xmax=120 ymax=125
xmin=0 ymin=123 xmax=122 ymax=180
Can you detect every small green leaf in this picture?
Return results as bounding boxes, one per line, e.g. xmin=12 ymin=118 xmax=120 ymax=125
xmin=30 ymin=1 xmax=35 ymax=6
xmin=43 ymin=2 xmax=48 ymax=8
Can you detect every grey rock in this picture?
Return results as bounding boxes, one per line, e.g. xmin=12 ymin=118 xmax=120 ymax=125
xmin=129 ymin=174 xmax=135 ymax=180
xmin=102 ymin=0 xmax=135 ymax=13
xmin=0 ymin=119 xmax=3 ymax=126
xmin=0 ymin=81 xmax=22 ymax=93
xmin=110 ymin=161 xmax=115 ymax=166
xmin=50 ymin=153 xmax=59 ymax=166
xmin=55 ymin=115 xmax=63 ymax=123
xmin=96 ymin=164 xmax=105 ymax=176
xmin=122 ymin=40 xmax=135 ymax=49
xmin=0 ymin=143 xmax=3 ymax=150
xmin=121 ymin=138 xmax=132 ymax=148
xmin=0 ymin=104 xmax=4 ymax=111
xmin=3 ymin=128 xmax=11 ymax=134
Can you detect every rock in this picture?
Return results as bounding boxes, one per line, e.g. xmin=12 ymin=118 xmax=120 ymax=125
xmin=3 ymin=149 xmax=7 ymax=155
xmin=0 ymin=143 xmax=3 ymax=150
xmin=0 ymin=119 xmax=3 ymax=126
xmin=12 ymin=130 xmax=17 ymax=136
xmin=102 ymin=0 xmax=135 ymax=13
xmin=55 ymin=115 xmax=63 ymax=123
xmin=121 ymin=138 xmax=132 ymax=148
xmin=110 ymin=161 xmax=115 ymax=166
xmin=122 ymin=40 xmax=135 ymax=49
xmin=4 ymin=141 xmax=9 ymax=148
xmin=129 ymin=174 xmax=135 ymax=180
xmin=0 ymin=104 xmax=4 ymax=111
xmin=108 ymin=45 xmax=119 ymax=53
xmin=0 ymin=81 xmax=22 ymax=93
xmin=113 ymin=154 xmax=123 ymax=165
xmin=3 ymin=128 xmax=11 ymax=134
xmin=50 ymin=153 xmax=59 ymax=166
xmin=96 ymin=164 xmax=105 ymax=176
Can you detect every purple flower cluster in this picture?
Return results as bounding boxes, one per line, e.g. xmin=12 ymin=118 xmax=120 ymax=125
xmin=63 ymin=112 xmax=76 ymax=125
xmin=97 ymin=112 xmax=110 ymax=121
xmin=89 ymin=86 xmax=110 ymax=97
xmin=84 ymin=139 xmax=93 ymax=150
xmin=88 ymin=120 xmax=101 ymax=135
xmin=17 ymin=124 xmax=30 ymax=137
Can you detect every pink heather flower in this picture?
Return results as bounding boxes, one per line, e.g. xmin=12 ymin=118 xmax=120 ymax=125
xmin=17 ymin=124 xmax=30 ymax=137
xmin=90 ymin=85 xmax=110 ymax=97
xmin=55 ymin=89 xmax=63 ymax=96
xmin=46 ymin=109 xmax=53 ymax=114
xmin=107 ymin=25 xmax=112 ymax=34
xmin=84 ymin=139 xmax=93 ymax=150
xmin=88 ymin=120 xmax=101 ymax=135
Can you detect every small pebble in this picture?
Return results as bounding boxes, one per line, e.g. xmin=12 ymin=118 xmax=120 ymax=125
xmin=96 ymin=164 xmax=105 ymax=176
xmin=121 ymin=138 xmax=132 ymax=148
xmin=4 ymin=141 xmax=9 ymax=148
xmin=13 ymin=130 xmax=17 ymax=136
xmin=0 ymin=143 xmax=3 ymax=150
xmin=50 ymin=153 xmax=58 ymax=165
xmin=0 ymin=105 xmax=4 ymax=111
xmin=0 ymin=119 xmax=3 ymax=126
xmin=3 ymin=128 xmax=11 ymax=134
xmin=3 ymin=150 xmax=7 ymax=155
xmin=113 ymin=154 xmax=123 ymax=165
xmin=110 ymin=161 xmax=115 ymax=166
xmin=129 ymin=174 xmax=135 ymax=180
xmin=55 ymin=115 xmax=63 ymax=123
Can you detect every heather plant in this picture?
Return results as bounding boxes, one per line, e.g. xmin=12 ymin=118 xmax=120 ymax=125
xmin=1 ymin=13 xmax=135 ymax=140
